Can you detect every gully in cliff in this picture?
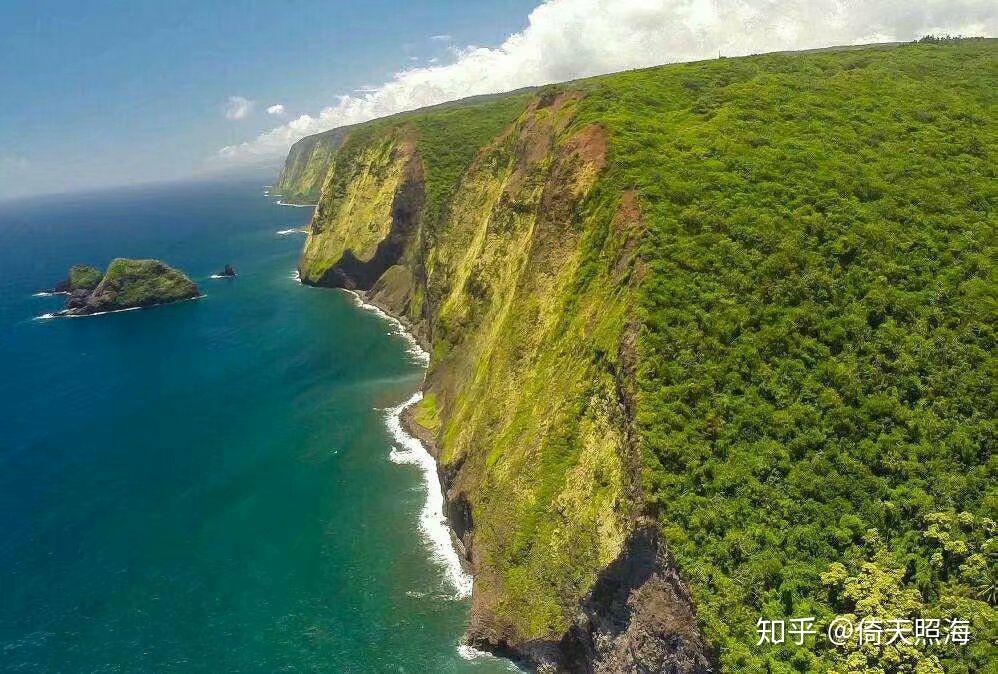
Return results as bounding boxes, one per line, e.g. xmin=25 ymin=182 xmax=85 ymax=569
xmin=41 ymin=258 xmax=201 ymax=318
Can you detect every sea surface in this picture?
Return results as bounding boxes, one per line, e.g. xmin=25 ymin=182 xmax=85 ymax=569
xmin=0 ymin=179 xmax=511 ymax=672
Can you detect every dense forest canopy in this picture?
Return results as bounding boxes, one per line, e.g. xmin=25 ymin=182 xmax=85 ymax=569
xmin=570 ymin=39 xmax=995 ymax=672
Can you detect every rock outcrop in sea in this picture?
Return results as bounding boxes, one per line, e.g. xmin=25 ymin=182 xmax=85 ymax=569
xmin=53 ymin=258 xmax=200 ymax=316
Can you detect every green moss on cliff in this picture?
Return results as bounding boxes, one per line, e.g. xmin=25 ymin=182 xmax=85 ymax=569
xmin=426 ymin=102 xmax=635 ymax=640
xmin=411 ymin=392 xmax=440 ymax=432
xmin=275 ymin=128 xmax=349 ymax=203
xmin=299 ymin=130 xmax=413 ymax=282
xmin=298 ymin=95 xmax=532 ymax=285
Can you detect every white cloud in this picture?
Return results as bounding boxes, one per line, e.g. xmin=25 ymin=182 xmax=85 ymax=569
xmin=218 ymin=0 xmax=996 ymax=161
xmin=224 ymin=96 xmax=254 ymax=120
xmin=430 ymin=34 xmax=453 ymax=41
xmin=267 ymin=104 xmax=286 ymax=115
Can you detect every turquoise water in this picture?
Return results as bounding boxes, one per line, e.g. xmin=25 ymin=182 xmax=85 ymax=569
xmin=0 ymin=180 xmax=509 ymax=672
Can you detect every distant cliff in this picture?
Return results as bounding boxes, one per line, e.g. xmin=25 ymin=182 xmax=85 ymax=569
xmin=274 ymin=127 xmax=350 ymax=204
xmin=285 ymin=40 xmax=996 ymax=673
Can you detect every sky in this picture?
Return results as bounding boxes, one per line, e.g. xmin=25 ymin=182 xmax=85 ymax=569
xmin=1 ymin=0 xmax=994 ymax=201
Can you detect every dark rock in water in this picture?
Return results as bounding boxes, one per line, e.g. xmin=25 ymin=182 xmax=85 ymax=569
xmin=216 ymin=264 xmax=237 ymax=277
xmin=54 ymin=258 xmax=200 ymax=316
xmin=66 ymin=288 xmax=90 ymax=309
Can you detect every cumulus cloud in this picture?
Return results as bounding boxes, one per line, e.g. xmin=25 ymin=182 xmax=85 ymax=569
xmin=267 ymin=104 xmax=286 ymax=115
xmin=218 ymin=0 xmax=995 ymax=161
xmin=224 ymin=96 xmax=254 ymax=120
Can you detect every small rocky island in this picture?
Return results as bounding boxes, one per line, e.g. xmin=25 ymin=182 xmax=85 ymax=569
xmin=51 ymin=258 xmax=200 ymax=316
xmin=213 ymin=264 xmax=237 ymax=278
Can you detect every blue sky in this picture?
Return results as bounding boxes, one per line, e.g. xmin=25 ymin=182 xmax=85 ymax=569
xmin=0 ymin=0 xmax=538 ymax=199
xmin=1 ymin=0 xmax=993 ymax=200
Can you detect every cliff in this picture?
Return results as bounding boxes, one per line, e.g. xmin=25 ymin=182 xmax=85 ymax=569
xmin=275 ymin=127 xmax=350 ymax=204
xmin=289 ymin=40 xmax=996 ymax=673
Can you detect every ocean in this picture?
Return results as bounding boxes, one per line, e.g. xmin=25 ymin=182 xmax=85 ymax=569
xmin=0 ymin=179 xmax=511 ymax=672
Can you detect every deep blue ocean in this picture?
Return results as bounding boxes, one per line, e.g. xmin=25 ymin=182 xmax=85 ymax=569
xmin=0 ymin=179 xmax=510 ymax=672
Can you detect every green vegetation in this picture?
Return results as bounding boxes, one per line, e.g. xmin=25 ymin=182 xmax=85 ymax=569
xmin=67 ymin=264 xmax=103 ymax=291
xmin=299 ymin=90 xmax=636 ymax=644
xmin=569 ymin=40 xmax=995 ymax=672
xmin=299 ymin=130 xmax=412 ymax=280
xmin=402 ymin=93 xmax=536 ymax=227
xmin=412 ymin=392 xmax=441 ymax=432
xmin=83 ymin=258 xmax=200 ymax=312
xmin=282 ymin=94 xmax=533 ymax=215
xmin=298 ymin=94 xmax=533 ymax=284
xmin=54 ymin=264 xmax=103 ymax=293
xmin=275 ymin=128 xmax=349 ymax=203
xmin=290 ymin=39 xmax=995 ymax=672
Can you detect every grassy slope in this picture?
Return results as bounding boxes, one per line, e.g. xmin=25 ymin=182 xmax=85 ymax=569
xmin=294 ymin=40 xmax=996 ymax=672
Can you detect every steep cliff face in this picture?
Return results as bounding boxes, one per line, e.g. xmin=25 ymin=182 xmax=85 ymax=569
xmin=289 ymin=40 xmax=996 ymax=674
xmin=300 ymin=128 xmax=424 ymax=288
xmin=294 ymin=86 xmax=711 ymax=672
xmin=275 ymin=127 xmax=349 ymax=203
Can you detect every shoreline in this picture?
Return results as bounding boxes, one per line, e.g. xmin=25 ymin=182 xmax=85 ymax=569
xmin=336 ymin=286 xmax=519 ymax=664
xmin=301 ymin=277 xmax=522 ymax=670
xmin=341 ymin=289 xmax=430 ymax=361
xmin=384 ymin=391 xmax=473 ymax=599
xmin=340 ymin=289 xmax=465 ymax=589
xmin=34 ymin=294 xmax=205 ymax=320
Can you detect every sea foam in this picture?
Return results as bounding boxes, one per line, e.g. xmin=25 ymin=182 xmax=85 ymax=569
xmin=345 ymin=291 xmax=429 ymax=365
xmin=385 ymin=392 xmax=473 ymax=599
xmin=457 ymin=644 xmax=523 ymax=671
xmin=34 ymin=296 xmax=202 ymax=321
xmin=358 ymin=288 xmax=468 ymax=598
